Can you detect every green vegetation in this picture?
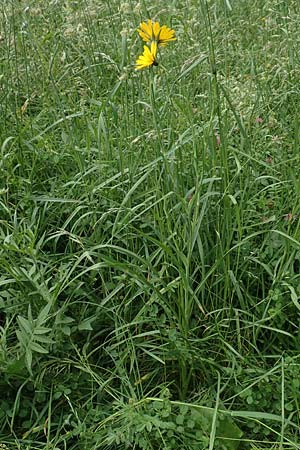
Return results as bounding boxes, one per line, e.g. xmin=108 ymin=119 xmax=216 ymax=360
xmin=1 ymin=0 xmax=300 ymax=448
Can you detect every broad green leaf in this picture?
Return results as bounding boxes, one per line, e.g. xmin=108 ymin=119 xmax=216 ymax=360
xmin=78 ymin=317 xmax=95 ymax=331
xmin=17 ymin=316 xmax=32 ymax=335
xmin=190 ymin=406 xmax=243 ymax=450
xmin=38 ymin=302 xmax=52 ymax=323
xmin=25 ymin=349 xmax=32 ymax=372
xmin=33 ymin=327 xmax=52 ymax=335
xmin=29 ymin=341 xmax=49 ymax=354
xmin=34 ymin=334 xmax=54 ymax=344
xmin=16 ymin=329 xmax=28 ymax=347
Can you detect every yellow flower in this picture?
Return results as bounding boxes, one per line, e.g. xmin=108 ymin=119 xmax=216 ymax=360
xmin=138 ymin=19 xmax=176 ymax=47
xmin=135 ymin=42 xmax=158 ymax=70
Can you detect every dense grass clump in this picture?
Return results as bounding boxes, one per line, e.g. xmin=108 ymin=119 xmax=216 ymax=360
xmin=1 ymin=0 xmax=300 ymax=448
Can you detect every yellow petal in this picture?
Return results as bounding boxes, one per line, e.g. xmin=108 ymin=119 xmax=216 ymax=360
xmin=135 ymin=44 xmax=157 ymax=70
xmin=152 ymin=21 xmax=161 ymax=40
xmin=138 ymin=20 xmax=153 ymax=41
xmin=137 ymin=20 xmax=176 ymax=47
xmin=150 ymin=41 xmax=157 ymax=55
xmin=138 ymin=30 xmax=150 ymax=42
xmin=158 ymin=25 xmax=176 ymax=45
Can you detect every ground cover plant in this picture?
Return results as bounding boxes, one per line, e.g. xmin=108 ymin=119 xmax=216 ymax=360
xmin=1 ymin=0 xmax=300 ymax=448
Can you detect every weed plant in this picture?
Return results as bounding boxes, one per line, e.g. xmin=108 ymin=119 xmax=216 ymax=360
xmin=1 ymin=0 xmax=300 ymax=449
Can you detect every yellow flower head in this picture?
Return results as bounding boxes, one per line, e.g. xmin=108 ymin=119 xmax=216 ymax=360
xmin=138 ymin=19 xmax=176 ymax=47
xmin=135 ymin=42 xmax=158 ymax=70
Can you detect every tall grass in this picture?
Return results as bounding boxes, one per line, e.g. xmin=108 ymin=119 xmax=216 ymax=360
xmin=1 ymin=0 xmax=300 ymax=448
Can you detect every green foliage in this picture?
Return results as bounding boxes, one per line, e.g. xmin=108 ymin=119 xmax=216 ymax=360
xmin=1 ymin=0 xmax=300 ymax=449
xmin=82 ymin=389 xmax=242 ymax=449
xmin=16 ymin=303 xmax=54 ymax=373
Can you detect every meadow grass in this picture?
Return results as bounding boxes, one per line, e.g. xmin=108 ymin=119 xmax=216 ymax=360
xmin=1 ymin=0 xmax=300 ymax=448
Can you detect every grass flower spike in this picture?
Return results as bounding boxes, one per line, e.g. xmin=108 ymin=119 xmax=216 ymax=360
xmin=138 ymin=19 xmax=176 ymax=47
xmin=135 ymin=41 xmax=158 ymax=70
